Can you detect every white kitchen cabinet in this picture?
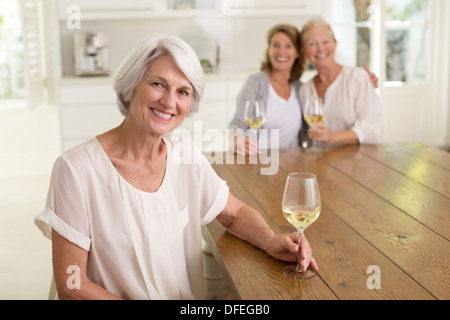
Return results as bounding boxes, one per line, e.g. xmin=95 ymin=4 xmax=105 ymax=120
xmin=59 ymin=82 xmax=115 ymax=105
xmin=169 ymin=0 xmax=219 ymax=11
xmin=57 ymin=0 xmax=167 ymax=20
xmin=57 ymin=0 xmax=219 ymax=20
xmin=56 ymin=0 xmax=324 ymax=20
xmin=182 ymin=103 xmax=229 ymax=134
xmin=58 ymin=79 xmax=124 ymax=151
xmin=173 ymin=75 xmax=245 ymax=152
xmin=58 ymin=75 xmax=245 ymax=152
xmin=222 ymin=0 xmax=324 ymax=16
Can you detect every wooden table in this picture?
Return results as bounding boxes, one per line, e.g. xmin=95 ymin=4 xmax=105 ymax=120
xmin=203 ymin=143 xmax=450 ymax=300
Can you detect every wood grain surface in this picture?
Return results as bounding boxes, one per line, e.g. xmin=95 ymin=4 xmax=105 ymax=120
xmin=203 ymin=143 xmax=450 ymax=300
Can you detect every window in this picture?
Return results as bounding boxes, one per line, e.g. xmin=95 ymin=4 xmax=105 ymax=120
xmin=385 ymin=0 xmax=430 ymax=83
xmin=0 ymin=0 xmax=47 ymax=109
xmin=329 ymin=0 xmax=374 ymax=69
xmin=0 ymin=0 xmax=26 ymax=108
xmin=328 ymin=0 xmax=430 ymax=85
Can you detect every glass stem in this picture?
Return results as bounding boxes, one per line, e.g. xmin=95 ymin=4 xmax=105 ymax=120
xmin=312 ymin=125 xmax=317 ymax=149
xmin=295 ymin=230 xmax=304 ymax=272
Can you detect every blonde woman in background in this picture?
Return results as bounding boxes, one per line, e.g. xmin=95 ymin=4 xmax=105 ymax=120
xmin=300 ymin=19 xmax=383 ymax=145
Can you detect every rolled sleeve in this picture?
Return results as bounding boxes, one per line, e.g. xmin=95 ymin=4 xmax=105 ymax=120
xmin=34 ymin=208 xmax=91 ymax=251
xmin=34 ymin=154 xmax=91 ymax=250
xmin=201 ymin=181 xmax=229 ymax=226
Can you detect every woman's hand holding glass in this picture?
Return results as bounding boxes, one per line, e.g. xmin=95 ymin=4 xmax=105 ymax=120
xmin=308 ymin=122 xmax=331 ymax=143
xmin=264 ymin=231 xmax=318 ymax=273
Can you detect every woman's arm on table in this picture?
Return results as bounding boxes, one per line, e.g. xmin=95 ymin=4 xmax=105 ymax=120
xmin=217 ymin=192 xmax=318 ymax=272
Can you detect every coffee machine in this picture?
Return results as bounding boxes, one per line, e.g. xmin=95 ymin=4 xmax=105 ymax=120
xmin=74 ymin=32 xmax=109 ymax=76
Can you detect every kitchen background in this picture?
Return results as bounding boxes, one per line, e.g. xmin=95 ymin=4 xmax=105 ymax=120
xmin=1 ymin=0 xmax=449 ymax=299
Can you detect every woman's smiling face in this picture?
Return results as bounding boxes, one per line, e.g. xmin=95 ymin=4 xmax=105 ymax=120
xmin=268 ymin=31 xmax=299 ymax=73
xmin=127 ymin=54 xmax=193 ymax=136
xmin=301 ymin=26 xmax=337 ymax=68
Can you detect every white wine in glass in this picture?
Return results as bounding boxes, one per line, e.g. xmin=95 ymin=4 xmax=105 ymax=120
xmin=303 ymin=96 xmax=324 ymax=152
xmin=245 ymin=100 xmax=266 ymax=130
xmin=303 ymin=114 xmax=323 ymax=128
xmin=282 ymin=172 xmax=321 ymax=279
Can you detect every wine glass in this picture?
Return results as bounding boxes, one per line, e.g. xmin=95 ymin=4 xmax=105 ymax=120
xmin=244 ymin=99 xmax=266 ymax=130
xmin=282 ymin=172 xmax=321 ymax=279
xmin=303 ymin=96 xmax=324 ymax=152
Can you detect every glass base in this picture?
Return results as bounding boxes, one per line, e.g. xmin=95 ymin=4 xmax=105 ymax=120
xmin=282 ymin=265 xmax=316 ymax=279
xmin=305 ymin=146 xmax=322 ymax=153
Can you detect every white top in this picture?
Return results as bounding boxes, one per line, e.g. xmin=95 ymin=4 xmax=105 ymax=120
xmin=259 ymin=83 xmax=301 ymax=149
xmin=299 ymin=66 xmax=383 ymax=144
xmin=34 ymin=136 xmax=229 ymax=300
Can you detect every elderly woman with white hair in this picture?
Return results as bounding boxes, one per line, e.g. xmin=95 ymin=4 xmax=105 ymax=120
xmin=34 ymin=35 xmax=318 ymax=300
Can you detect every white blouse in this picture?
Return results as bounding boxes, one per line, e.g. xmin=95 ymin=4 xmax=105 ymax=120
xmin=34 ymin=136 xmax=229 ymax=300
xmin=300 ymin=66 xmax=383 ymax=144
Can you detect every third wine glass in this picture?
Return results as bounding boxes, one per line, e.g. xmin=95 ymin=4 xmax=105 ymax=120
xmin=244 ymin=99 xmax=266 ymax=130
xmin=303 ymin=96 xmax=324 ymax=152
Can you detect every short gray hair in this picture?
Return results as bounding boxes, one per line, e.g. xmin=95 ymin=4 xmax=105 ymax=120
xmin=113 ymin=35 xmax=205 ymax=117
